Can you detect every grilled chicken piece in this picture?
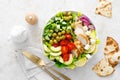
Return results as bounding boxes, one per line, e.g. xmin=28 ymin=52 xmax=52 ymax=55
xmin=73 ymin=39 xmax=84 ymax=57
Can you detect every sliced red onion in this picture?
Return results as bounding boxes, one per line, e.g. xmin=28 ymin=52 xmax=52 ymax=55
xmin=80 ymin=15 xmax=90 ymax=22
xmin=80 ymin=15 xmax=91 ymax=26
xmin=88 ymin=25 xmax=95 ymax=30
xmin=83 ymin=20 xmax=90 ymax=26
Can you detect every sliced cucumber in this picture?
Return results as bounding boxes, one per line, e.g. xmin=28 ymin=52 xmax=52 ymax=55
xmin=67 ymin=26 xmax=72 ymax=30
xmin=62 ymin=27 xmax=66 ymax=30
xmin=49 ymin=51 xmax=62 ymax=56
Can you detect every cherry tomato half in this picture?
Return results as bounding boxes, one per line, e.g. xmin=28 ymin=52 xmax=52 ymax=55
xmin=65 ymin=34 xmax=72 ymax=40
xmin=67 ymin=42 xmax=76 ymax=51
xmin=60 ymin=39 xmax=69 ymax=46
xmin=61 ymin=46 xmax=69 ymax=54
xmin=52 ymin=43 xmax=59 ymax=47
xmin=62 ymin=54 xmax=70 ymax=61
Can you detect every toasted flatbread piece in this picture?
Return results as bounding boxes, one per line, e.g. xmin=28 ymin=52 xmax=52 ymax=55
xmin=95 ymin=0 xmax=112 ymax=18
xmin=104 ymin=37 xmax=119 ymax=67
xmin=108 ymin=50 xmax=120 ymax=67
xmin=92 ymin=59 xmax=115 ymax=76
xmin=104 ymin=37 xmax=119 ymax=59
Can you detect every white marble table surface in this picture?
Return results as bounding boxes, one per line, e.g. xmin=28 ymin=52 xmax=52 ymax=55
xmin=0 ymin=0 xmax=120 ymax=80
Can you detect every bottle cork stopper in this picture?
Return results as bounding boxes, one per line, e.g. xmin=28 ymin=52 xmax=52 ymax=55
xmin=25 ymin=13 xmax=38 ymax=25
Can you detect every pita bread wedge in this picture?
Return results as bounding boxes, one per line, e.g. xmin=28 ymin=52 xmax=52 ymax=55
xmin=92 ymin=59 xmax=115 ymax=76
xmin=95 ymin=0 xmax=112 ymax=18
xmin=104 ymin=37 xmax=119 ymax=67
xmin=104 ymin=37 xmax=119 ymax=58
xmin=108 ymin=50 xmax=120 ymax=67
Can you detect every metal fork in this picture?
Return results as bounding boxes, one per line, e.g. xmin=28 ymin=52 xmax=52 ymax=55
xmin=22 ymin=51 xmax=71 ymax=80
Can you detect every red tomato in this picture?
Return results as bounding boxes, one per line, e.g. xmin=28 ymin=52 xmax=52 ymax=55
xmin=61 ymin=46 xmax=69 ymax=54
xmin=67 ymin=42 xmax=76 ymax=51
xmin=60 ymin=39 xmax=69 ymax=46
xmin=53 ymin=43 xmax=59 ymax=47
xmin=65 ymin=34 xmax=72 ymax=40
xmin=62 ymin=54 xmax=70 ymax=61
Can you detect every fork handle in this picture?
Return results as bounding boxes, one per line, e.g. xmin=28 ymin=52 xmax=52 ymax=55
xmin=41 ymin=67 xmax=61 ymax=80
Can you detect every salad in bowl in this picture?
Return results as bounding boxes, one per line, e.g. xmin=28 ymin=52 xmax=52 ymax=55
xmin=42 ymin=11 xmax=100 ymax=69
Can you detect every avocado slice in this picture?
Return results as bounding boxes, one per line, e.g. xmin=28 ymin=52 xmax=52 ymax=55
xmin=43 ymin=44 xmax=51 ymax=53
xmin=59 ymin=57 xmax=64 ymax=63
xmin=50 ymin=46 xmax=61 ymax=52
xmin=49 ymin=51 xmax=62 ymax=56
xmin=44 ymin=52 xmax=49 ymax=56
xmin=49 ymin=55 xmax=56 ymax=60
xmin=64 ymin=54 xmax=73 ymax=65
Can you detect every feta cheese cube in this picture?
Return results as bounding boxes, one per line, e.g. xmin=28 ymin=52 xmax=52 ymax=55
xmin=85 ymin=31 xmax=91 ymax=35
xmin=83 ymin=26 xmax=88 ymax=31
xmin=84 ymin=44 xmax=90 ymax=50
xmin=86 ymin=54 xmax=92 ymax=59
xmin=90 ymin=38 xmax=96 ymax=44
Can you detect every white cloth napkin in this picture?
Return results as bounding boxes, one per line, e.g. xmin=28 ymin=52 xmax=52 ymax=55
xmin=14 ymin=36 xmax=69 ymax=80
xmin=9 ymin=25 xmax=56 ymax=80
xmin=15 ymin=46 xmax=55 ymax=80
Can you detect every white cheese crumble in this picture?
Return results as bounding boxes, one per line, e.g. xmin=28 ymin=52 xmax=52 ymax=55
xmin=85 ymin=30 xmax=91 ymax=35
xmin=84 ymin=44 xmax=90 ymax=50
xmin=86 ymin=54 xmax=92 ymax=59
xmin=90 ymin=38 xmax=96 ymax=44
xmin=83 ymin=26 xmax=88 ymax=31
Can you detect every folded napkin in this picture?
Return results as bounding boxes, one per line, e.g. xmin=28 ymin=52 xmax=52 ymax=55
xmin=9 ymin=25 xmax=56 ymax=80
xmin=15 ymin=46 xmax=55 ymax=80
